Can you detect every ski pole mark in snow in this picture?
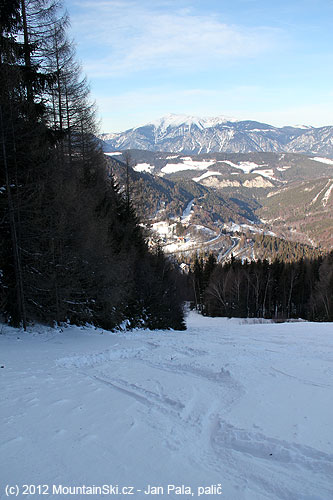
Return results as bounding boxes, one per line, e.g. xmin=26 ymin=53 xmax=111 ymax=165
xmin=145 ymin=360 xmax=235 ymax=384
xmin=270 ymin=367 xmax=331 ymax=388
xmin=90 ymin=374 xmax=185 ymax=412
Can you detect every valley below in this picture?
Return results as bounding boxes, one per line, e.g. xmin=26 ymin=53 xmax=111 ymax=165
xmin=105 ymin=149 xmax=333 ymax=259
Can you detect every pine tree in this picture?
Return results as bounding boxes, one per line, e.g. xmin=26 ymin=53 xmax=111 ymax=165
xmin=0 ymin=0 xmax=186 ymax=330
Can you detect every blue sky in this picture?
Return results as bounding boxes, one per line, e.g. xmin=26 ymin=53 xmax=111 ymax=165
xmin=65 ymin=0 xmax=333 ymax=132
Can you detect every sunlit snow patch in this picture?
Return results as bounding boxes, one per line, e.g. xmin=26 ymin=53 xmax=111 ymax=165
xmin=222 ymin=160 xmax=263 ymax=174
xmin=224 ymin=222 xmax=275 ymax=236
xmin=310 ymin=157 xmax=333 ymax=165
xmin=181 ymin=199 xmax=195 ymax=222
xmin=193 ymin=171 xmax=222 ymax=182
xmin=276 ymin=166 xmax=292 ymax=171
xmin=310 ymin=180 xmax=332 ymax=206
xmin=152 ymin=221 xmax=173 ymax=236
xmin=161 ymin=158 xmax=216 ymax=174
xmin=252 ymin=169 xmax=278 ymax=181
xmin=322 ymin=180 xmax=333 ymax=207
xmin=134 ymin=163 xmax=155 ymax=173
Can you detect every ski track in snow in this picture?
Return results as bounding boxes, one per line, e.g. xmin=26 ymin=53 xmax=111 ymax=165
xmin=1 ymin=314 xmax=333 ymax=500
xmin=310 ymin=180 xmax=332 ymax=207
xmin=181 ymin=198 xmax=195 ymax=222
xmin=322 ymin=180 xmax=333 ymax=207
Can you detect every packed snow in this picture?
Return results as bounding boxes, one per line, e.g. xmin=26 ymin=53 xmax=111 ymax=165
xmin=1 ymin=313 xmax=333 ymax=500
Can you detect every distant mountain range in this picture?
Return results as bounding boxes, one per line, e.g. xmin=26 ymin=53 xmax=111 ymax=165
xmin=100 ymin=113 xmax=333 ymax=156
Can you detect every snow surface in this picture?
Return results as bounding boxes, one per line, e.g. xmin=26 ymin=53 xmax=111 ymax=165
xmin=222 ymin=161 xmax=263 ymax=174
xmin=133 ymin=163 xmax=155 ymax=173
xmin=161 ymin=159 xmax=216 ymax=174
xmin=193 ymin=171 xmax=223 ymax=182
xmin=152 ymin=221 xmax=173 ymax=236
xmin=1 ymin=313 xmax=333 ymax=500
xmin=181 ymin=199 xmax=195 ymax=222
xmin=252 ymin=169 xmax=278 ymax=181
xmin=310 ymin=180 xmax=332 ymax=207
xmin=310 ymin=157 xmax=333 ymax=165
xmin=146 ymin=113 xmax=238 ymax=132
xmin=276 ymin=166 xmax=291 ymax=172
xmin=322 ymin=180 xmax=333 ymax=207
xmin=163 ymin=239 xmax=200 ymax=253
xmin=224 ymin=222 xmax=276 ymax=236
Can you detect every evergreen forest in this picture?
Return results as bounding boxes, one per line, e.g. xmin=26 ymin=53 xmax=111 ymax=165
xmin=0 ymin=0 xmax=185 ymax=331
xmin=190 ymin=253 xmax=333 ymax=322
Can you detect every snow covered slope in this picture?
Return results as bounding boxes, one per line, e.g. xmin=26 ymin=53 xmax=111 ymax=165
xmin=1 ymin=314 xmax=332 ymax=499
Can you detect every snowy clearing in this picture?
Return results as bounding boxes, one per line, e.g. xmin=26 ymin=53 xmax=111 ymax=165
xmin=310 ymin=157 xmax=333 ymax=166
xmin=223 ymin=222 xmax=276 ymax=236
xmin=133 ymin=163 xmax=155 ymax=173
xmin=193 ymin=171 xmax=222 ymax=183
xmin=252 ymin=169 xmax=278 ymax=181
xmin=1 ymin=313 xmax=333 ymax=500
xmin=222 ymin=161 xmax=262 ymax=174
xmin=276 ymin=166 xmax=292 ymax=172
xmin=161 ymin=159 xmax=216 ymax=174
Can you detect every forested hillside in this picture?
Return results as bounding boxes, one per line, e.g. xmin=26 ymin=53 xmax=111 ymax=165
xmin=189 ymin=253 xmax=333 ymax=321
xmin=0 ymin=0 xmax=185 ymax=330
xmin=106 ymin=150 xmax=333 ymax=249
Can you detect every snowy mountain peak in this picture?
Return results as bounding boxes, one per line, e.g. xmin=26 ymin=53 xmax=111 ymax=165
xmin=292 ymin=124 xmax=314 ymax=130
xmin=145 ymin=113 xmax=238 ymax=132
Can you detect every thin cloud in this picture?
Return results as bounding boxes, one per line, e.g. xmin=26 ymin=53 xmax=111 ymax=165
xmin=71 ymin=1 xmax=284 ymax=77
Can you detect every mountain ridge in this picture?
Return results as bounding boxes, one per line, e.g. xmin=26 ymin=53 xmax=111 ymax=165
xmin=100 ymin=114 xmax=333 ymax=156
